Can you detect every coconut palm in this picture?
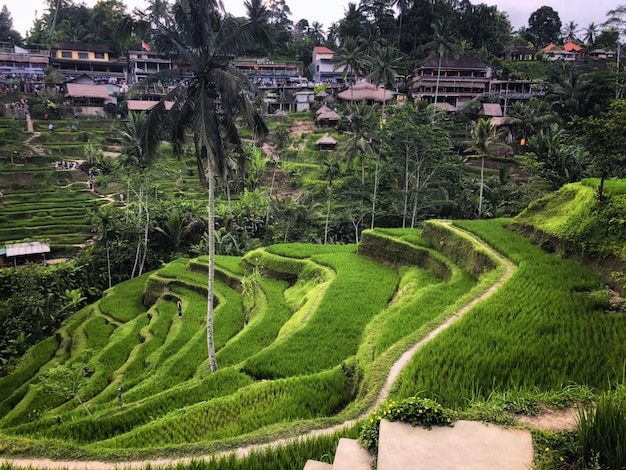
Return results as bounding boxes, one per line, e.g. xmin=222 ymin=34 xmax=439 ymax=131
xmin=504 ymin=97 xmax=559 ymax=143
xmin=584 ymin=22 xmax=598 ymax=45
xmin=392 ymin=0 xmax=411 ymax=46
xmin=119 ymin=111 xmax=160 ymax=170
xmin=466 ymin=118 xmax=504 ymax=217
xmin=322 ymin=156 xmax=341 ymax=245
xmin=333 ymin=37 xmax=366 ymax=94
xmin=144 ymin=0 xmax=269 ymax=372
xmin=426 ymin=18 xmax=457 ymax=105
xmin=562 ymin=21 xmax=579 ymax=42
xmin=367 ymin=43 xmax=398 ymax=228
xmin=340 ymin=102 xmax=376 ymax=185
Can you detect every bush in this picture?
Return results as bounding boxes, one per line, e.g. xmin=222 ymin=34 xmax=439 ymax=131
xmin=359 ymin=396 xmax=454 ymax=454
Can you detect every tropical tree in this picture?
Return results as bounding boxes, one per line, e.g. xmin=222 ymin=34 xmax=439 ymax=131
xmin=322 ymin=156 xmax=342 ymax=244
xmin=91 ymin=205 xmax=118 ymax=289
xmin=119 ymin=111 xmax=160 ymax=170
xmin=525 ymin=123 xmax=587 ymax=188
xmin=392 ymin=0 xmax=411 ymax=46
xmin=466 ymin=118 xmax=504 ymax=217
xmin=146 ymin=0 xmax=172 ymax=27
xmin=562 ymin=21 xmax=579 ymax=42
xmin=340 ymin=102 xmax=376 ymax=185
xmin=528 ymin=5 xmax=562 ymax=47
xmin=0 ymin=5 xmax=22 ymax=44
xmin=143 ymin=0 xmax=269 ymax=372
xmin=34 ymin=353 xmax=94 ymax=416
xmin=579 ymin=99 xmax=626 ymax=199
xmin=426 ymin=18 xmax=456 ymax=105
xmin=547 ymin=63 xmax=600 ymax=119
xmin=154 ymin=206 xmax=197 ymax=253
xmin=584 ymin=22 xmax=598 ymax=45
xmin=333 ymin=37 xmax=366 ymax=90
xmin=504 ymin=97 xmax=559 ymax=143
xmin=367 ymin=43 xmax=399 ymax=228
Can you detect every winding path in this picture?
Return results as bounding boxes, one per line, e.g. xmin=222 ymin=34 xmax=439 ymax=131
xmin=1 ymin=221 xmax=516 ymax=470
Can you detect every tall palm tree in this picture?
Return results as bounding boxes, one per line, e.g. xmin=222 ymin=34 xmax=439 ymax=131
xmin=392 ymin=0 xmax=411 ymax=46
xmin=322 ymin=156 xmax=341 ymax=245
xmin=146 ymin=0 xmax=172 ymax=27
xmin=145 ymin=0 xmax=269 ymax=372
xmin=466 ymin=118 xmax=503 ymax=217
xmin=367 ymin=43 xmax=398 ymax=229
xmin=562 ymin=21 xmax=579 ymax=42
xmin=584 ymin=22 xmax=598 ymax=45
xmin=426 ymin=18 xmax=456 ymax=105
xmin=333 ymin=37 xmax=366 ymax=95
xmin=340 ymin=102 xmax=376 ymax=185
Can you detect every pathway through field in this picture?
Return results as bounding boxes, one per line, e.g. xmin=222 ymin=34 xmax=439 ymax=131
xmin=1 ymin=221 xmax=521 ymax=470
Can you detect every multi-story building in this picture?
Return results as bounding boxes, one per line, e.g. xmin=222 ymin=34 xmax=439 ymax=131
xmin=309 ymin=46 xmax=347 ymax=87
xmin=412 ymin=55 xmax=491 ymax=108
xmin=50 ymin=42 xmax=126 ymax=84
xmin=128 ymin=49 xmax=174 ymax=85
xmin=0 ymin=43 xmax=48 ymax=93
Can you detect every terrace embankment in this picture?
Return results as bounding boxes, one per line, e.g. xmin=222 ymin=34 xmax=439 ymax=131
xmin=358 ymin=221 xmax=497 ymax=280
xmin=510 ymin=222 xmax=626 ymax=295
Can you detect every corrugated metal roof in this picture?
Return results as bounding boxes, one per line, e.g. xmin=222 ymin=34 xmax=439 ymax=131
xmin=6 ymin=241 xmax=50 ymax=257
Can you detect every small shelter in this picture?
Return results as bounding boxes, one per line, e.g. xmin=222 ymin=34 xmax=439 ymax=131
xmin=4 ymin=241 xmax=50 ymax=267
xmin=316 ymin=104 xmax=332 ymax=116
xmin=316 ymin=133 xmax=337 ymax=151
xmin=316 ymin=108 xmax=341 ymax=127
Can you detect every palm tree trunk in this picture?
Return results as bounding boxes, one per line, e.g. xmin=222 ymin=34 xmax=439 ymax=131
xmin=403 ymin=145 xmax=409 ymax=228
xmin=434 ymin=54 xmax=442 ymax=105
xmin=138 ymin=196 xmax=149 ymax=276
xmin=324 ymin=189 xmax=331 ymax=244
xmin=106 ymin=243 xmax=112 ymax=289
xmin=478 ymin=155 xmax=485 ymax=217
xmin=207 ymin=148 xmax=218 ymax=373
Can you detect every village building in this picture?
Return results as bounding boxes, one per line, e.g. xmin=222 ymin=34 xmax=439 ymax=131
xmin=0 ymin=43 xmax=48 ymax=93
xmin=309 ymin=46 xmax=347 ymax=87
xmin=411 ymin=55 xmax=491 ymax=108
xmin=316 ymin=133 xmax=338 ymax=151
xmin=0 ymin=241 xmax=50 ymax=268
xmin=50 ymin=42 xmax=126 ymax=84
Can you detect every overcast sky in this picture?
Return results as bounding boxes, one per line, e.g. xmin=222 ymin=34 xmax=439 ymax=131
xmin=3 ymin=0 xmax=617 ymax=39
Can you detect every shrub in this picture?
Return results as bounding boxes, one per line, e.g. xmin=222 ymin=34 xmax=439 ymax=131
xmin=359 ymin=396 xmax=454 ymax=454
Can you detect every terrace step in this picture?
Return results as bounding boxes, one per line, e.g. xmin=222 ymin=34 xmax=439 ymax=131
xmin=302 ymin=460 xmax=332 ymax=470
xmin=332 ymin=438 xmax=372 ymax=470
xmin=376 ymin=419 xmax=534 ymax=470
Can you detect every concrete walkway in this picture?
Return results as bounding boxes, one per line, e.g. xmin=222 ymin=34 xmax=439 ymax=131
xmin=377 ymin=420 xmax=533 ymax=470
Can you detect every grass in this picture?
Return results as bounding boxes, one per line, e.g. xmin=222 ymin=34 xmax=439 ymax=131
xmin=392 ymin=219 xmax=625 ymax=408
xmin=0 ymin=217 xmax=624 ymax=467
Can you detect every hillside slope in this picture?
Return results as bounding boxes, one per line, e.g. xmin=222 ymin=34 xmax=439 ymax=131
xmin=511 ymin=179 xmax=626 ymax=291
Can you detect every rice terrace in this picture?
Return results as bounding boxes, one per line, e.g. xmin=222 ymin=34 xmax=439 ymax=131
xmin=2 ymin=0 xmax=626 ymax=465
xmin=2 ymin=198 xmax=626 ymax=468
